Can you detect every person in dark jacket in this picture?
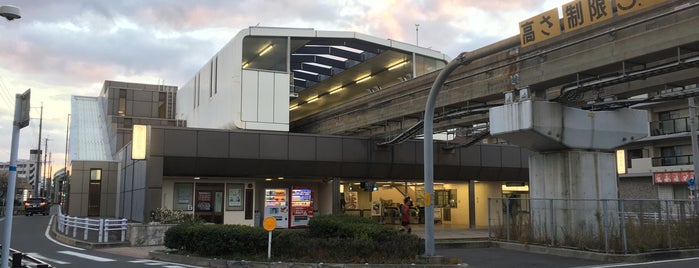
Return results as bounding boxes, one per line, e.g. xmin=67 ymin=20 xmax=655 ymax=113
xmin=399 ymin=196 xmax=412 ymax=233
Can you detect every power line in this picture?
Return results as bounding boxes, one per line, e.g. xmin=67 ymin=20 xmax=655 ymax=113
xmin=0 ymin=75 xmax=15 ymax=107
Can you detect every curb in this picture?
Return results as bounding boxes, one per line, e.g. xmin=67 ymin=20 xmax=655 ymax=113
xmin=491 ymin=241 xmax=699 ymax=263
xmin=149 ymin=250 xmax=468 ymax=268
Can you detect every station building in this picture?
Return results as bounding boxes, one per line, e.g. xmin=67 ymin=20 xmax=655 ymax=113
xmin=67 ymin=27 xmax=530 ymax=228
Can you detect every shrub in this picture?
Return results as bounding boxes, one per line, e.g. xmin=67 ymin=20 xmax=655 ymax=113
xmin=152 ymin=208 xmax=203 ymax=224
xmin=163 ymin=214 xmax=424 ymax=263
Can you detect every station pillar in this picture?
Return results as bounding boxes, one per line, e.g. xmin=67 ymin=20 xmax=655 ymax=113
xmin=490 ymin=94 xmax=647 ymax=243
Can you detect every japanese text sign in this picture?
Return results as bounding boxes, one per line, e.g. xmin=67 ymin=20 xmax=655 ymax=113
xmin=616 ymin=0 xmax=669 ymax=16
xmin=653 ymin=171 xmax=695 ymax=184
xmin=562 ymin=0 xmax=614 ymax=32
xmin=519 ymin=8 xmax=561 ymax=48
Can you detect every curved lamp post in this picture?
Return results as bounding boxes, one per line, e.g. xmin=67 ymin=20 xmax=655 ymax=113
xmin=1 ymin=5 xmax=24 ymax=268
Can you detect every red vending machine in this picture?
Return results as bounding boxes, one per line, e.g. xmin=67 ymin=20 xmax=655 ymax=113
xmin=264 ymin=188 xmax=289 ymax=229
xmin=289 ymin=186 xmax=313 ymax=228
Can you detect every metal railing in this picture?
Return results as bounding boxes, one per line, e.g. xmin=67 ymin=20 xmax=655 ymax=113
xmin=488 ymin=198 xmax=699 ymax=254
xmin=56 ymin=210 xmax=128 ymax=243
xmin=2 ymin=247 xmax=53 ymax=268
xmin=651 ymin=154 xmax=693 ymax=166
xmin=650 ymin=116 xmax=698 ymax=136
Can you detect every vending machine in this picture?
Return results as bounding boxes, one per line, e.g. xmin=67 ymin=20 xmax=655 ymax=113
xmin=289 ymin=186 xmax=313 ymax=228
xmin=264 ymin=188 xmax=288 ymax=229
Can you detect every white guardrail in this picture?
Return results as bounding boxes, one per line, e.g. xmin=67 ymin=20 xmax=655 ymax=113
xmin=56 ymin=210 xmax=128 ymax=243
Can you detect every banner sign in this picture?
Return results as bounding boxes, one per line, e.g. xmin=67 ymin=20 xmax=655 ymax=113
xmin=653 ymin=171 xmax=695 ymax=184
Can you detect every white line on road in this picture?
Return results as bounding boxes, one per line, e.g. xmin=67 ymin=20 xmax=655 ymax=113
xmin=58 ymin=250 xmax=116 ymax=262
xmin=573 ymin=256 xmax=699 ymax=267
xmin=129 ymin=259 xmax=203 ymax=267
xmin=25 ymin=253 xmax=71 ymax=265
xmin=45 ymin=215 xmax=85 ymax=251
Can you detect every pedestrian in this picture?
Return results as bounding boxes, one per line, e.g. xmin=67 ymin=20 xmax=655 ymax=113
xmin=400 ymin=196 xmax=412 ymax=233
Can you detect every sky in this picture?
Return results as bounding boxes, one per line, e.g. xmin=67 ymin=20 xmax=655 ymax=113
xmin=0 ymin=0 xmax=570 ymax=176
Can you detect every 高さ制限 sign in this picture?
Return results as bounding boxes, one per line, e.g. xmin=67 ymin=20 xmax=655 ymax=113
xmin=519 ymin=8 xmax=561 ymax=47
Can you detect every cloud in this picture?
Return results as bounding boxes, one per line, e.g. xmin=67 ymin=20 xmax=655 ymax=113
xmin=0 ymin=0 xmax=571 ymax=174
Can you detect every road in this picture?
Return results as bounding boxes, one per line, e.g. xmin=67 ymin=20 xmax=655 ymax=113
xmin=0 ymin=207 xmax=200 ymax=268
xmin=3 ymin=208 xmax=698 ymax=268
xmin=436 ymin=247 xmax=699 ymax=268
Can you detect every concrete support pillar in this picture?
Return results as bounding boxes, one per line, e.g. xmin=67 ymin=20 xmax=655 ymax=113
xmin=529 ymin=150 xmax=619 ymax=243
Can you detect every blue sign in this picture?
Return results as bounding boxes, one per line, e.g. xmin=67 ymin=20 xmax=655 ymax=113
xmin=690 ymin=177 xmax=695 ymax=187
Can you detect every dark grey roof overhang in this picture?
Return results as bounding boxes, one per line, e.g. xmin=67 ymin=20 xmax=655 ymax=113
xmin=147 ymin=126 xmax=529 ymax=181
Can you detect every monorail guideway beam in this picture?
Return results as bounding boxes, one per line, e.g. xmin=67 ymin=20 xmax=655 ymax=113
xmin=489 ymin=98 xmax=647 ymax=243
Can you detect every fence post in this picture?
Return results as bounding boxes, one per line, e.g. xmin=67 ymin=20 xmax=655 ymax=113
xmin=620 ymin=199 xmax=628 ymax=254
xmin=57 ymin=213 xmax=63 ymax=233
xmin=602 ymin=199 xmax=609 ymax=253
xmin=72 ymin=217 xmax=78 ymax=238
xmin=64 ymin=216 xmax=70 ymax=235
xmin=665 ymin=200 xmax=672 ymax=250
xmin=487 ymin=197 xmax=492 ymax=239
xmin=121 ymin=218 xmax=127 ymax=242
xmin=99 ymin=219 xmax=105 ymax=243
xmin=83 ymin=218 xmax=89 ymax=240
xmin=549 ymin=199 xmax=555 ymax=246
xmin=505 ymin=197 xmax=510 ymax=241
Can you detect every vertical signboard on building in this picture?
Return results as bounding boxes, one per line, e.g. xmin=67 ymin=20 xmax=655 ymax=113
xmin=616 ymin=0 xmax=669 ymax=16
xmin=562 ymin=0 xmax=614 ymax=32
xmin=519 ymin=8 xmax=561 ymax=47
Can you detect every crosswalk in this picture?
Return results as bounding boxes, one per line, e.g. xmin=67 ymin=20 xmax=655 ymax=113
xmin=26 ymin=251 xmax=202 ymax=268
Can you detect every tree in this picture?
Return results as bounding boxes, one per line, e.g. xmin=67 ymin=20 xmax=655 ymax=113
xmin=0 ymin=170 xmax=8 ymax=205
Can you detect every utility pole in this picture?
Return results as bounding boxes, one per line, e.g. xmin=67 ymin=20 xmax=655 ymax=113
xmin=415 ymin=24 xmax=420 ymax=46
xmin=689 ymin=97 xmax=698 ymax=198
xmin=43 ymin=138 xmax=49 ymax=197
xmin=35 ymin=104 xmax=43 ymax=197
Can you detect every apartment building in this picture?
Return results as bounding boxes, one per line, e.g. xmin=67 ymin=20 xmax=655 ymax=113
xmin=619 ymin=88 xmax=699 ymax=200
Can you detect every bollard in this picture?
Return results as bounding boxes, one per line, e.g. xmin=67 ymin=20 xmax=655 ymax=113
xmin=11 ymin=252 xmax=22 ymax=268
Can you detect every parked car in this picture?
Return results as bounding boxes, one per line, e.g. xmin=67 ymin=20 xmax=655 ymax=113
xmin=24 ymin=197 xmax=50 ymax=216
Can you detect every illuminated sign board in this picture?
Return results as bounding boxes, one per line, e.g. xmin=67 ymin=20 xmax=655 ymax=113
xmin=519 ymin=8 xmax=561 ymax=47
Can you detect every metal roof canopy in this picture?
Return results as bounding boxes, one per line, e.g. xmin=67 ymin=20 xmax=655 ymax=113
xmin=238 ymin=27 xmax=450 ymax=123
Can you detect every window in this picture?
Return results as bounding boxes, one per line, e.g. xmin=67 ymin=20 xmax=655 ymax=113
xmin=173 ymin=183 xmax=194 ymax=211
xmin=435 ymin=189 xmax=457 ymax=208
xmin=658 ymin=110 xmax=688 ymax=134
xmin=673 ymin=184 xmax=690 ymax=199
xmin=172 ymin=183 xmax=194 ymax=210
xmin=90 ymin=169 xmax=102 ymax=181
xmin=241 ymin=36 xmax=288 ymax=72
xmin=158 ymin=92 xmax=166 ymax=119
xmin=118 ymin=89 xmax=127 ymax=116
xmin=659 ymin=146 xmax=690 ymax=166
xmin=626 ymin=148 xmax=645 ymax=168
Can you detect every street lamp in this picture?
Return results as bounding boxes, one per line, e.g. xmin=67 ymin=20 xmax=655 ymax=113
xmin=1 ymin=6 xmax=24 ymax=268
xmin=0 ymin=5 xmax=21 ymax=20
xmin=1 ymin=90 xmax=30 ymax=268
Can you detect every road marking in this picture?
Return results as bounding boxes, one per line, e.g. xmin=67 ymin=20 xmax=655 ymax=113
xmin=129 ymin=259 xmax=203 ymax=267
xmin=25 ymin=253 xmax=70 ymax=265
xmin=44 ymin=215 xmax=85 ymax=251
xmin=573 ymin=256 xmax=699 ymax=267
xmin=58 ymin=250 xmax=116 ymax=262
